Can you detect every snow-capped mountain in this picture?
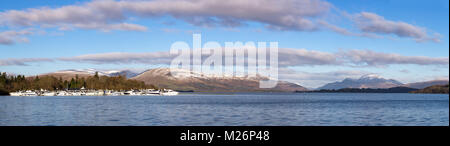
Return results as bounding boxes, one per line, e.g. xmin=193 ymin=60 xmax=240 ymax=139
xmin=105 ymin=70 xmax=142 ymax=78
xmin=317 ymin=74 xmax=404 ymax=90
xmin=141 ymin=68 xmax=269 ymax=80
xmin=38 ymin=68 xmax=307 ymax=92
xmin=42 ymin=69 xmax=143 ymax=80
xmin=53 ymin=69 xmax=111 ymax=76
xmin=131 ymin=68 xmax=307 ymax=92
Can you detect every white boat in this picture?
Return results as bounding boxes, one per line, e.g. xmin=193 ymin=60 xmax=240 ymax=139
xmin=9 ymin=91 xmax=23 ymax=96
xmin=111 ymin=91 xmax=123 ymax=96
xmin=96 ymin=90 xmax=105 ymax=96
xmin=71 ymin=92 xmax=82 ymax=96
xmin=124 ymin=90 xmax=142 ymax=96
xmin=144 ymin=89 xmax=160 ymax=96
xmin=132 ymin=91 xmax=142 ymax=96
xmin=104 ymin=90 xmax=113 ymax=96
xmin=23 ymin=90 xmax=38 ymax=96
xmin=8 ymin=88 xmax=179 ymax=96
xmin=57 ymin=91 xmax=69 ymax=96
xmin=84 ymin=90 xmax=104 ymax=96
xmin=124 ymin=90 xmax=132 ymax=95
xmin=160 ymin=89 xmax=179 ymax=96
xmin=42 ymin=91 xmax=56 ymax=96
xmin=85 ymin=91 xmax=96 ymax=96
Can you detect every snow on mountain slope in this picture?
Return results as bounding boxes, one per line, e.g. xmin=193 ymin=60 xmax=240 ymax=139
xmin=318 ymin=74 xmax=404 ymax=90
xmin=131 ymin=68 xmax=307 ymax=92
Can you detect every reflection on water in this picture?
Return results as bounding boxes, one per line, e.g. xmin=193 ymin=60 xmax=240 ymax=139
xmin=0 ymin=93 xmax=448 ymax=126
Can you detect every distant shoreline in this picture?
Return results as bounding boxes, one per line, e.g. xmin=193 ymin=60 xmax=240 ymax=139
xmin=3 ymin=91 xmax=449 ymax=96
xmin=296 ymin=85 xmax=449 ymax=94
xmin=2 ymin=85 xmax=449 ymax=96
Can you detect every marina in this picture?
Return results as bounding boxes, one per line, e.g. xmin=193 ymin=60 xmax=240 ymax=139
xmin=8 ymin=88 xmax=179 ymax=96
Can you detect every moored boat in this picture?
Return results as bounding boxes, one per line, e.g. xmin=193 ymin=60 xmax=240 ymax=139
xmin=9 ymin=91 xmax=23 ymax=96
xmin=23 ymin=90 xmax=38 ymax=96
xmin=57 ymin=91 xmax=69 ymax=96
xmin=160 ymin=89 xmax=179 ymax=96
xmin=7 ymin=88 xmax=179 ymax=96
xmin=42 ymin=91 xmax=56 ymax=96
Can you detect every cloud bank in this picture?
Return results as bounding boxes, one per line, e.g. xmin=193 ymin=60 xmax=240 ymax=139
xmin=53 ymin=48 xmax=449 ymax=67
xmin=0 ymin=58 xmax=53 ymax=66
xmin=339 ymin=50 xmax=449 ymax=67
xmin=0 ymin=30 xmax=34 ymax=45
xmin=354 ymin=12 xmax=440 ymax=42
xmin=2 ymin=47 xmax=447 ymax=67
xmin=58 ymin=51 xmax=172 ymax=65
xmin=0 ymin=0 xmax=441 ymax=44
xmin=0 ymin=0 xmax=331 ymax=32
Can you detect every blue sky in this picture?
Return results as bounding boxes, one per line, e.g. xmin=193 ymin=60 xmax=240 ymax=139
xmin=0 ymin=0 xmax=448 ymax=88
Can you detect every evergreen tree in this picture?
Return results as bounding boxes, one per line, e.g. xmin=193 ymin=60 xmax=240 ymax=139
xmin=0 ymin=72 xmax=157 ymax=92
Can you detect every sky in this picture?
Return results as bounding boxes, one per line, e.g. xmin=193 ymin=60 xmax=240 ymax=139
xmin=0 ymin=0 xmax=448 ymax=88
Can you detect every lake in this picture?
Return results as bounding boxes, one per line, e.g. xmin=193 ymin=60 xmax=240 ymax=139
xmin=0 ymin=93 xmax=448 ymax=126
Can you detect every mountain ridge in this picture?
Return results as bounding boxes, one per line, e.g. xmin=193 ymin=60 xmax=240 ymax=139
xmin=318 ymin=74 xmax=404 ymax=90
xmin=404 ymin=80 xmax=449 ymax=89
xmin=32 ymin=68 xmax=448 ymax=92
xmin=131 ymin=68 xmax=308 ymax=92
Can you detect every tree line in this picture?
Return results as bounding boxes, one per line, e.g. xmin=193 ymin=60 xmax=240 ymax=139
xmin=296 ymin=87 xmax=419 ymax=93
xmin=0 ymin=72 xmax=157 ymax=95
xmin=410 ymin=84 xmax=449 ymax=94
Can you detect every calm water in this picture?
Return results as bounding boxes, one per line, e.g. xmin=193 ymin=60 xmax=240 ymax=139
xmin=0 ymin=93 xmax=448 ymax=126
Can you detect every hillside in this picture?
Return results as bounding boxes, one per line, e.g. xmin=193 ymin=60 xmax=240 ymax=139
xmin=318 ymin=74 xmax=404 ymax=90
xmin=405 ymin=80 xmax=449 ymax=89
xmin=1 ymin=72 xmax=155 ymax=92
xmin=33 ymin=69 xmax=143 ymax=81
xmin=300 ymin=87 xmax=418 ymax=93
xmin=131 ymin=68 xmax=307 ymax=92
xmin=411 ymin=84 xmax=449 ymax=94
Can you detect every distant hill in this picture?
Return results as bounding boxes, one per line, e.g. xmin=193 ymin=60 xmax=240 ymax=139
xmin=405 ymin=80 xmax=449 ymax=89
xmin=107 ymin=70 xmax=142 ymax=78
xmin=35 ymin=69 xmax=142 ymax=81
xmin=32 ymin=68 xmax=307 ymax=92
xmin=411 ymin=84 xmax=449 ymax=94
xmin=300 ymin=86 xmax=418 ymax=93
xmin=131 ymin=68 xmax=308 ymax=92
xmin=2 ymin=71 xmax=152 ymax=92
xmin=38 ymin=72 xmax=94 ymax=81
xmin=318 ymin=74 xmax=404 ymax=90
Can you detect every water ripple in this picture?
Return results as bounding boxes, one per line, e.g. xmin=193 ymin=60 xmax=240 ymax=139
xmin=0 ymin=93 xmax=448 ymax=126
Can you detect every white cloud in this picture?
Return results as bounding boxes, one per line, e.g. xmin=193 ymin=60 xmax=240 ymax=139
xmin=278 ymin=48 xmax=340 ymax=66
xmin=318 ymin=20 xmax=383 ymax=39
xmin=0 ymin=58 xmax=53 ymax=66
xmin=56 ymin=48 xmax=339 ymax=66
xmin=339 ymin=49 xmax=449 ymax=67
xmin=0 ymin=0 xmax=135 ymax=31
xmin=2 ymin=47 xmax=447 ymax=67
xmin=354 ymin=12 xmax=440 ymax=42
xmin=117 ymin=0 xmax=331 ymax=31
xmin=58 ymin=51 xmax=173 ymax=65
xmin=0 ymin=0 xmax=443 ymax=44
xmin=73 ymin=23 xmax=148 ymax=32
xmin=53 ymin=48 xmax=449 ymax=67
xmin=0 ymin=0 xmax=331 ymax=32
xmin=0 ymin=29 xmax=33 ymax=45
